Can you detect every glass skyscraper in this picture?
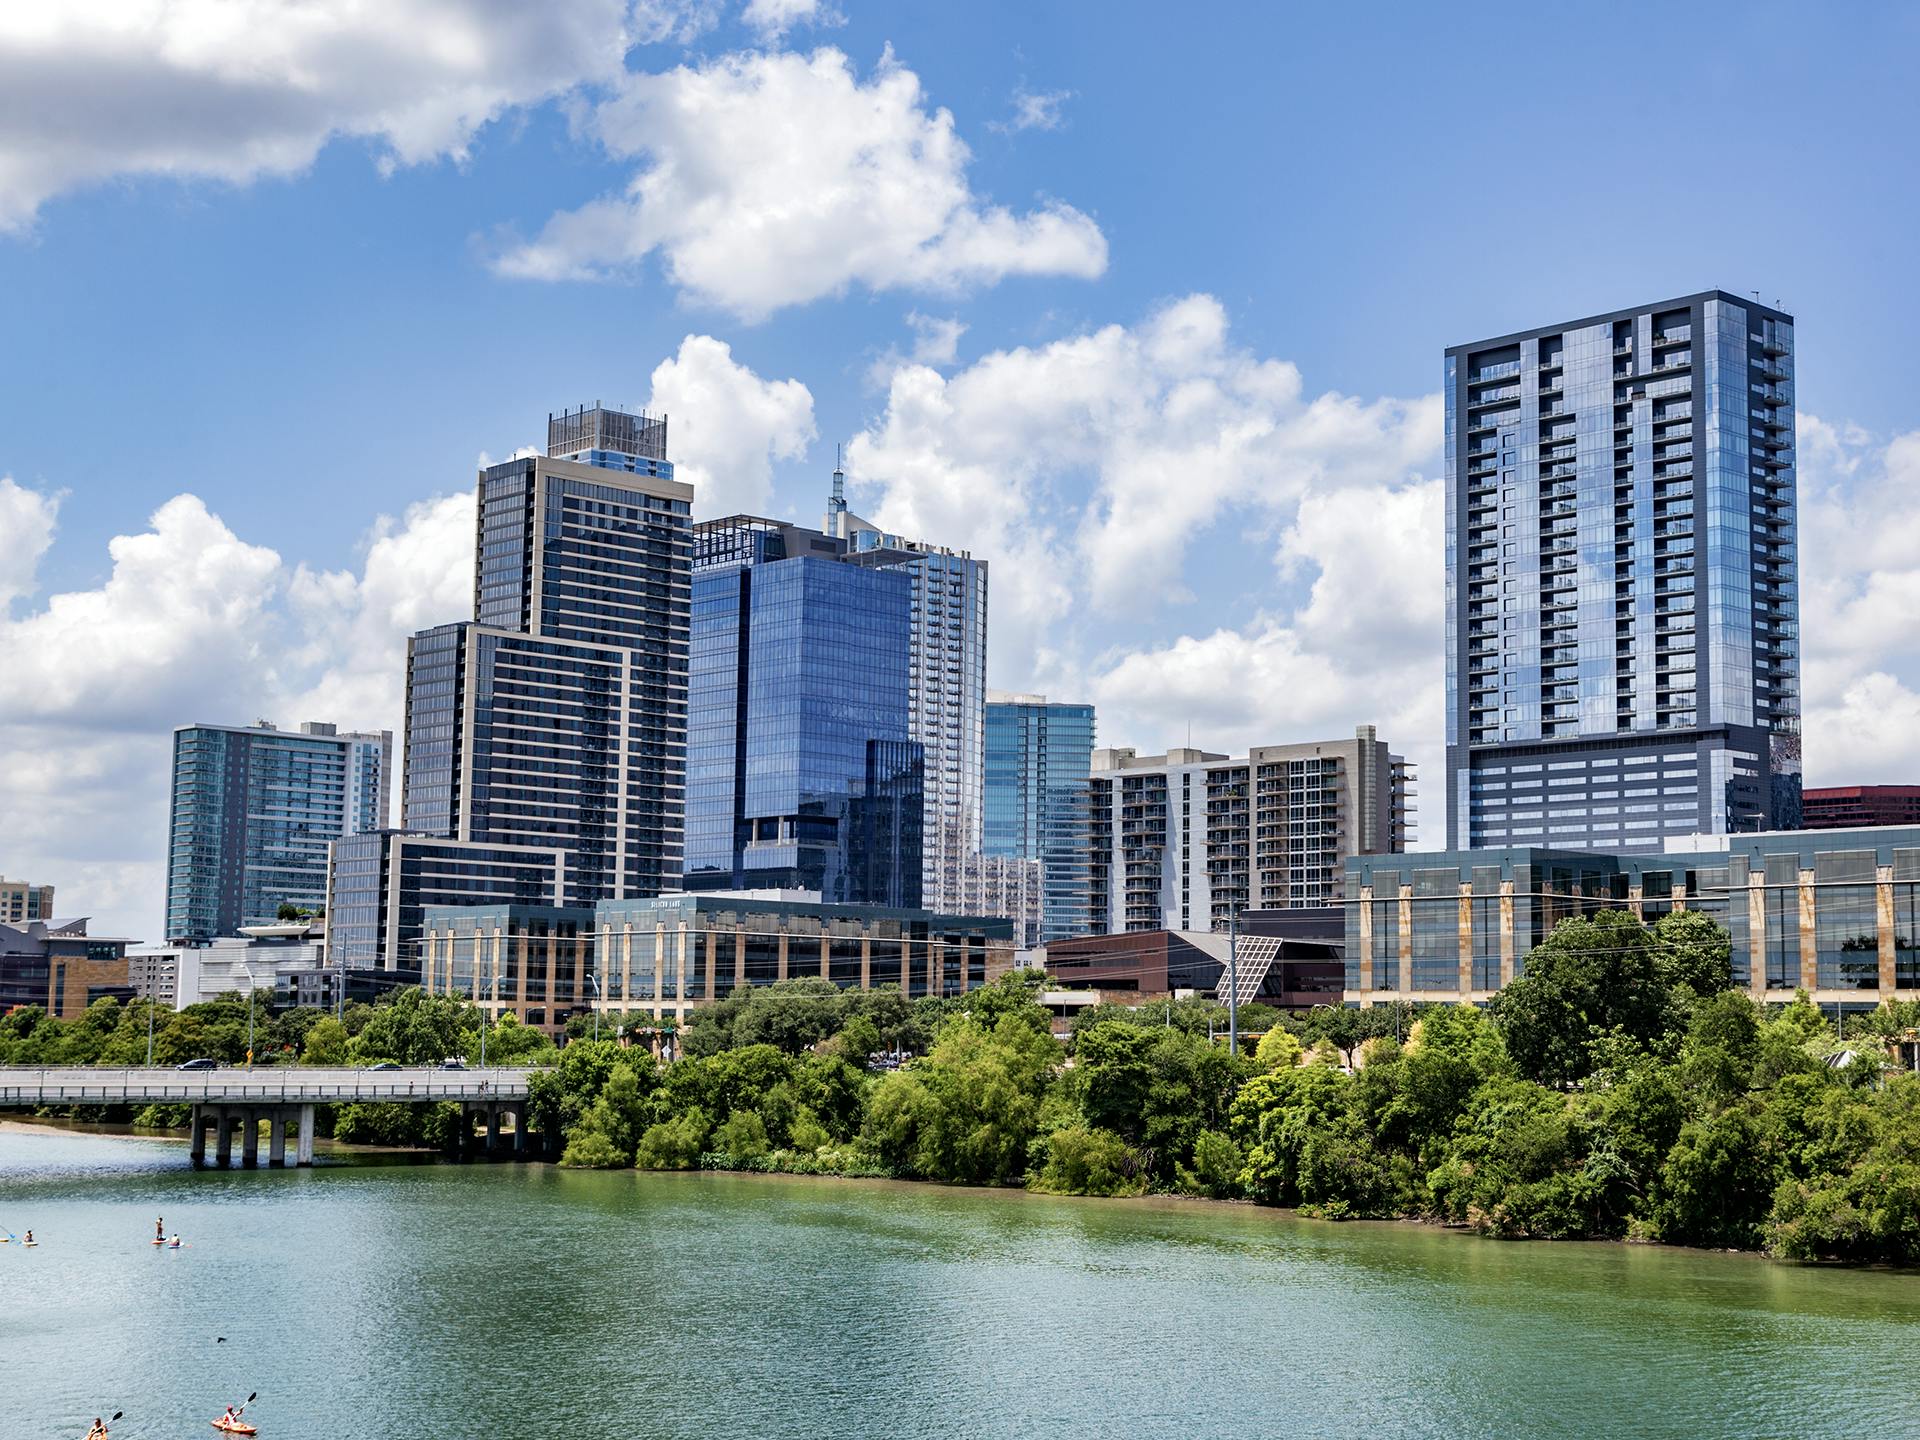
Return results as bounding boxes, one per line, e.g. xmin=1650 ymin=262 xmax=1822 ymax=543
xmin=827 ymin=477 xmax=987 ymax=915
xmin=983 ymin=693 xmax=1095 ymax=943
xmin=1445 ymin=291 xmax=1800 ymax=853
xmin=166 ymin=720 xmax=390 ymax=944
xmin=685 ymin=517 xmax=924 ymax=906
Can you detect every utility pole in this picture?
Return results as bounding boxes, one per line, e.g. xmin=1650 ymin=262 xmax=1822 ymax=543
xmin=1227 ymin=908 xmax=1239 ymax=1058
xmin=589 ymin=972 xmax=602 ymax=1043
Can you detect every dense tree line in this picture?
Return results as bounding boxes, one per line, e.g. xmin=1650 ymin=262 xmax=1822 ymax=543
xmin=11 ymin=912 xmax=1920 ymax=1264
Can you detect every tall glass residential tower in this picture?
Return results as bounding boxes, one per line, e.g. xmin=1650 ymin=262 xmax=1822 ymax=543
xmin=1445 ymin=291 xmax=1800 ymax=853
xmin=983 ymin=693 xmax=1095 ymax=943
xmin=685 ymin=517 xmax=923 ymax=906
xmin=166 ymin=720 xmax=390 ymax=944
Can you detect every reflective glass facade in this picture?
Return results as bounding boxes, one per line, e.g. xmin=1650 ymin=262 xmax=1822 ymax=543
xmin=843 ymin=541 xmax=988 ymax=915
xmin=1445 ymin=291 xmax=1800 ymax=854
xmin=166 ymin=722 xmax=390 ymax=945
xmin=983 ymin=695 xmax=1095 ymax=943
xmin=592 ymin=892 xmax=1015 ymax=1018
xmin=1349 ymin=827 xmax=1920 ymax=1010
xmin=325 ymin=830 xmax=565 ymax=971
xmin=687 ymin=526 xmax=924 ymax=906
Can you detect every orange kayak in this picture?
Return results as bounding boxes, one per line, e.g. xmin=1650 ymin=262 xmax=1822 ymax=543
xmin=211 ymin=1422 xmax=257 ymax=1436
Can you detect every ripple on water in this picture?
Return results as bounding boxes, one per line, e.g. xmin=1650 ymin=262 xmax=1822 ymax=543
xmin=4 ymin=1129 xmax=1920 ymax=1440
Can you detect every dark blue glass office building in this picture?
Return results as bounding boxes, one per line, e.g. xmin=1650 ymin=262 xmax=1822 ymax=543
xmin=686 ymin=518 xmax=924 ymax=905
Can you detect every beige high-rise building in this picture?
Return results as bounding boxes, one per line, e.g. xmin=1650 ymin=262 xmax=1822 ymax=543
xmin=1088 ymin=726 xmax=1414 ymax=934
xmin=0 ymin=877 xmax=54 ymax=926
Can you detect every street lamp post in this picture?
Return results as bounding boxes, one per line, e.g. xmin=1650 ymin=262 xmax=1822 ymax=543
xmin=588 ymin=972 xmax=602 ymax=1043
xmin=244 ymin=964 xmax=256 ymax=1068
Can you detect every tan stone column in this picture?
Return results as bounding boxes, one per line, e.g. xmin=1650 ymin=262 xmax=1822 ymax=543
xmin=860 ymin=936 xmax=872 ymax=990
xmin=1799 ymin=870 xmax=1819 ymax=992
xmin=1397 ymin=883 xmax=1413 ymax=993
xmin=1356 ymin=886 xmax=1374 ymax=992
xmin=733 ymin=929 xmax=746 ymax=992
xmin=1499 ymin=879 xmax=1515 ymax=987
xmin=1457 ymin=882 xmax=1473 ymax=997
xmin=1878 ymin=866 xmax=1897 ymax=998
xmin=819 ymin=934 xmax=830 ymax=980
xmin=676 ymin=922 xmax=689 ymax=1001
xmin=1748 ymin=872 xmax=1768 ymax=999
xmin=1628 ymin=884 xmax=1644 ymax=923
xmin=777 ymin=931 xmax=789 ymax=982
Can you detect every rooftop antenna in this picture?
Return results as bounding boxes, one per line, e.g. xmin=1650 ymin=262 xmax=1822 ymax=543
xmin=826 ymin=443 xmax=848 ymax=535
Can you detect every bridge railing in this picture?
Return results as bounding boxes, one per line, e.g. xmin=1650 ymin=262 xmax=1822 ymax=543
xmin=0 ymin=1066 xmax=544 ymax=1107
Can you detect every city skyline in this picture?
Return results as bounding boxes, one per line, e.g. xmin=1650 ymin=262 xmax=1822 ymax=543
xmin=6 ymin=4 xmax=1920 ymax=945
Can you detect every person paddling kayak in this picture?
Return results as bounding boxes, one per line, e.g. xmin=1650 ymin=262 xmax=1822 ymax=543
xmin=166 ymin=1234 xmax=182 ymax=1249
xmin=21 ymin=1230 xmax=34 ymax=1246
xmin=86 ymin=1418 xmax=109 ymax=1439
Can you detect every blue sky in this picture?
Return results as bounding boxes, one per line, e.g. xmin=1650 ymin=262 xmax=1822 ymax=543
xmin=3 ymin=0 xmax=1919 ymax=941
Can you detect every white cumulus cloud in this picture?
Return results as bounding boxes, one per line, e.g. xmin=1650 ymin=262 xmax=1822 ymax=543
xmin=741 ymin=0 xmax=839 ymax=40
xmin=848 ymin=293 xmax=1439 ymax=640
xmin=1797 ymin=413 xmax=1920 ymax=784
xmin=0 ymin=477 xmax=61 ymax=609
xmin=491 ymin=46 xmax=1108 ymax=319
xmin=0 ymin=1 xmax=637 ymax=230
xmin=645 ymin=334 xmax=816 ymax=516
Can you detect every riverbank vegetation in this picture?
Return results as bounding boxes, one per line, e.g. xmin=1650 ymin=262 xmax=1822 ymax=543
xmin=8 ymin=909 xmax=1920 ymax=1264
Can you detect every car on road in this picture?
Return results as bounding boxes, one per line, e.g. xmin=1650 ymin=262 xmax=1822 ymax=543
xmin=366 ymin=1061 xmax=402 ymax=1071
xmin=174 ymin=1057 xmax=219 ymax=1071
xmin=437 ymin=1059 xmax=467 ymax=1071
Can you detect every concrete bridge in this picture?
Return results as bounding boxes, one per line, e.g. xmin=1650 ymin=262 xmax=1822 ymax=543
xmin=0 ymin=1066 xmax=542 ymax=1168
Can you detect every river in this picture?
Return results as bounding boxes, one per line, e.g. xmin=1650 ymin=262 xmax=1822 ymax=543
xmin=3 ymin=1125 xmax=1917 ymax=1439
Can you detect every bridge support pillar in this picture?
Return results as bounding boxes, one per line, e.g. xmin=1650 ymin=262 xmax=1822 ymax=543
xmin=190 ymin=1105 xmax=208 ymax=1167
xmin=512 ymin=1105 xmax=527 ymax=1157
xmin=268 ymin=1110 xmax=288 ymax=1167
xmin=215 ymin=1107 xmax=236 ymax=1167
xmin=241 ymin=1107 xmax=260 ymax=1168
xmin=486 ymin=1103 xmax=502 ymax=1158
xmin=295 ymin=1104 xmax=315 ymax=1167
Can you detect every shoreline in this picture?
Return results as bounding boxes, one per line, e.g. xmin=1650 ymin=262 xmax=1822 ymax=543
xmin=8 ymin=1115 xmax=1910 ymax=1273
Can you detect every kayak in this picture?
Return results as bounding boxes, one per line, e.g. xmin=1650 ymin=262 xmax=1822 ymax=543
xmin=211 ymin=1422 xmax=257 ymax=1436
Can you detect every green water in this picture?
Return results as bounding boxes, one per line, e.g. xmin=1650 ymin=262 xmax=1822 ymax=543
xmin=3 ymin=1127 xmax=1918 ymax=1439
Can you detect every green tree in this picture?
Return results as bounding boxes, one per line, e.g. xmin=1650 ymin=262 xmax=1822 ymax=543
xmin=714 ymin=1108 xmax=772 ymax=1160
xmin=1493 ymin=911 xmax=1675 ymax=1088
xmin=1253 ymin=1027 xmax=1302 ymax=1072
xmin=635 ymin=1106 xmax=710 ymax=1169
xmin=477 ymin=1012 xmax=558 ymax=1066
xmin=1029 ymin=1126 xmax=1146 ymax=1196
xmin=560 ymin=1064 xmax=649 ymax=1167
xmin=1655 ymin=1103 xmax=1777 ymax=1248
xmin=302 ymin=1017 xmax=350 ymax=1066
xmin=860 ymin=1012 xmax=1060 ymax=1184
xmin=1650 ymin=908 xmax=1734 ymax=995
xmin=348 ymin=987 xmax=477 ymax=1066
